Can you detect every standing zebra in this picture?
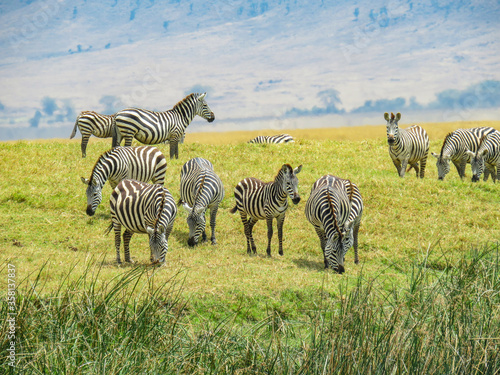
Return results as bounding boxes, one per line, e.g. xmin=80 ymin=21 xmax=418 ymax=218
xmin=248 ymin=134 xmax=294 ymax=144
xmin=107 ymin=179 xmax=177 ymax=264
xmin=230 ymin=164 xmax=302 ymax=256
xmin=431 ymin=127 xmax=496 ymax=181
xmin=81 ymin=146 xmax=167 ymax=216
xmin=70 ymin=111 xmax=115 ymax=158
xmin=384 ymin=112 xmax=429 ymax=178
xmin=466 ymin=130 xmax=500 ymax=183
xmin=305 ymin=175 xmax=363 ymax=274
xmin=112 ymin=92 xmax=215 ymax=159
xmin=178 ymin=157 xmax=225 ymax=247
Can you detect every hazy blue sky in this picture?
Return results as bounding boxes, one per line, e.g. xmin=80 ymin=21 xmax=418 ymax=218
xmin=1 ymin=0 xmax=499 ymax=140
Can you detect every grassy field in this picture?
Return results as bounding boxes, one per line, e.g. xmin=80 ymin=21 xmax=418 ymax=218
xmin=1 ymin=120 xmax=499 ymax=373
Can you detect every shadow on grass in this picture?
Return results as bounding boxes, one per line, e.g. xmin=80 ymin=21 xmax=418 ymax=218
xmin=293 ymin=257 xmax=324 ymax=270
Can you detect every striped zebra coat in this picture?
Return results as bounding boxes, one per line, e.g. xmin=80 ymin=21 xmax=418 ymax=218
xmin=178 ymin=157 xmax=225 ymax=247
xmin=81 ymin=146 xmax=167 ymax=216
xmin=466 ymin=130 xmax=500 ymax=183
xmin=70 ymin=111 xmax=115 ymax=158
xmin=108 ymin=179 xmax=177 ymax=264
xmin=230 ymin=164 xmax=302 ymax=256
xmin=305 ymin=175 xmax=363 ymax=273
xmin=248 ymin=134 xmax=294 ymax=144
xmin=112 ymin=93 xmax=215 ymax=159
xmin=431 ymin=127 xmax=496 ymax=181
xmin=385 ymin=112 xmax=429 ymax=178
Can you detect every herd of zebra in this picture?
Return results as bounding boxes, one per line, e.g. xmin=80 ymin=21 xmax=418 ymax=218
xmin=71 ymin=92 xmax=500 ymax=273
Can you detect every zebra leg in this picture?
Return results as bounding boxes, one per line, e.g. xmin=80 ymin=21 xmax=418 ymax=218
xmin=123 ymin=230 xmax=134 ymax=263
xmin=240 ymin=212 xmax=255 ymax=254
xmin=495 ymin=165 xmax=499 ymax=183
xmin=456 ymin=159 xmax=467 ymax=180
xmin=113 ymin=223 xmax=122 ymax=264
xmin=169 ymin=140 xmax=179 ymax=159
xmin=420 ymin=154 xmax=428 ymax=179
xmin=81 ymin=134 xmax=90 ymax=158
xmin=399 ymin=158 xmax=409 ymax=178
xmin=124 ymin=136 xmax=133 ymax=147
xmin=390 ymin=156 xmax=402 ymax=176
xmin=266 ymin=216 xmax=274 ymax=257
xmin=209 ymin=206 xmax=219 ymax=245
xmin=353 ymin=223 xmax=360 ymax=264
xmin=277 ymin=213 xmax=285 ymax=256
xmin=314 ymin=227 xmax=328 ymax=268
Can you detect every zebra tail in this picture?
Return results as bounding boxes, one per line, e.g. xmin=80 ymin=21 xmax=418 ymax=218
xmin=229 ymin=205 xmax=238 ymax=214
xmin=69 ymin=116 xmax=79 ymax=139
xmin=104 ymin=223 xmax=114 ymax=235
xmin=177 ymin=198 xmax=184 ymax=207
xmin=111 ymin=116 xmax=119 ymax=147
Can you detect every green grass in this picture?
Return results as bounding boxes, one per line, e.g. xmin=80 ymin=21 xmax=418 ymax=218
xmin=0 ymin=125 xmax=499 ymax=373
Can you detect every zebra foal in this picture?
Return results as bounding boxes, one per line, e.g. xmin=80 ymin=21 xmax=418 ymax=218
xmin=431 ymin=127 xmax=496 ymax=181
xmin=230 ymin=164 xmax=302 ymax=256
xmin=384 ymin=112 xmax=429 ymax=178
xmin=305 ymin=175 xmax=363 ymax=274
xmin=112 ymin=92 xmax=215 ymax=159
xmin=107 ymin=179 xmax=177 ymax=264
xmin=466 ymin=130 xmax=500 ymax=183
xmin=178 ymin=157 xmax=225 ymax=247
xmin=248 ymin=134 xmax=294 ymax=144
xmin=81 ymin=146 xmax=167 ymax=216
xmin=70 ymin=111 xmax=115 ymax=158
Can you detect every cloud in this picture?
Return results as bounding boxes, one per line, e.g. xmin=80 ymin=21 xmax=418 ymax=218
xmin=0 ymin=101 xmax=4 ymax=111
xmin=427 ymin=80 xmax=500 ymax=110
xmin=184 ymin=85 xmax=214 ymax=96
xmin=286 ymin=88 xmax=345 ymax=117
xmin=29 ymin=110 xmax=42 ymax=128
xmin=99 ymin=95 xmax=123 ymax=114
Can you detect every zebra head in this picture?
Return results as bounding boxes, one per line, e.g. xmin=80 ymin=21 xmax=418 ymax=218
xmin=466 ymin=149 xmax=487 ymax=182
xmin=384 ymin=112 xmax=401 ymax=146
xmin=182 ymin=203 xmax=206 ymax=247
xmin=430 ymin=152 xmax=451 ymax=180
xmin=146 ymin=225 xmax=168 ymax=264
xmin=325 ymin=219 xmax=355 ymax=274
xmin=195 ymin=93 xmax=215 ymax=123
xmin=281 ymin=164 xmax=302 ymax=204
xmin=81 ymin=177 xmax=102 ymax=216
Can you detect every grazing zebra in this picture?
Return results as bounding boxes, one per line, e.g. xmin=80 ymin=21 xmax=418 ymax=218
xmin=70 ymin=111 xmax=115 ymax=158
xmin=248 ymin=134 xmax=294 ymax=144
xmin=466 ymin=130 xmax=500 ymax=183
xmin=384 ymin=112 xmax=429 ymax=178
xmin=81 ymin=146 xmax=167 ymax=216
xmin=178 ymin=157 xmax=225 ymax=247
xmin=305 ymin=175 xmax=363 ymax=274
xmin=230 ymin=164 xmax=302 ymax=256
xmin=107 ymin=179 xmax=177 ymax=264
xmin=431 ymin=127 xmax=496 ymax=180
xmin=112 ymin=92 xmax=215 ymax=159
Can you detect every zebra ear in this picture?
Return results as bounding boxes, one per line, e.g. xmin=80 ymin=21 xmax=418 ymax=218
xmin=294 ymin=165 xmax=302 ymax=175
xmin=395 ymin=113 xmax=401 ymax=121
xmin=81 ymin=177 xmax=90 ymax=185
xmin=158 ymin=225 xmax=166 ymax=235
xmin=384 ymin=112 xmax=390 ymax=121
xmin=198 ymin=92 xmax=207 ymax=101
xmin=146 ymin=226 xmax=155 ymax=235
xmin=431 ymin=152 xmax=439 ymax=159
xmin=465 ymin=150 xmax=475 ymax=158
xmin=182 ymin=203 xmax=192 ymax=214
xmin=480 ymin=148 xmax=488 ymax=157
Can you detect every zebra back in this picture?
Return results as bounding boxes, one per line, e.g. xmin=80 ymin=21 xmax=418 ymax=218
xmin=248 ymin=134 xmax=294 ymax=144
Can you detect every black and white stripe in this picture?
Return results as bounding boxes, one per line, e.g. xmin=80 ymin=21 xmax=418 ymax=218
xmin=107 ymin=179 xmax=177 ymax=264
xmin=467 ymin=130 xmax=500 ymax=183
xmin=70 ymin=111 xmax=115 ymax=158
xmin=384 ymin=112 xmax=429 ymax=178
xmin=112 ymin=93 xmax=215 ymax=159
xmin=431 ymin=127 xmax=496 ymax=180
xmin=248 ymin=134 xmax=294 ymax=144
xmin=81 ymin=146 xmax=167 ymax=216
xmin=230 ymin=164 xmax=302 ymax=256
xmin=305 ymin=175 xmax=363 ymax=274
xmin=178 ymin=157 xmax=225 ymax=247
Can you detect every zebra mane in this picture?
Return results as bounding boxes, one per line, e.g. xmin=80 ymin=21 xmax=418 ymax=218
xmin=325 ymin=187 xmax=342 ymax=238
xmin=439 ymin=132 xmax=454 ymax=158
xmin=478 ymin=134 xmax=489 ymax=149
xmin=89 ymin=149 xmax=114 ymax=183
xmin=173 ymin=93 xmax=198 ymax=111
xmin=154 ymin=188 xmax=167 ymax=229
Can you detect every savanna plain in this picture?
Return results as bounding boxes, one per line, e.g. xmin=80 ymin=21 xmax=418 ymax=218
xmin=1 ymin=120 xmax=499 ymax=374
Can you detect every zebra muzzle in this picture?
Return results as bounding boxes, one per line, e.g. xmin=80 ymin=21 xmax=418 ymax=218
xmin=207 ymin=113 xmax=215 ymax=123
xmin=472 ymin=175 xmax=479 ymax=182
xmin=292 ymin=196 xmax=301 ymax=205
xmin=86 ymin=205 xmax=95 ymax=216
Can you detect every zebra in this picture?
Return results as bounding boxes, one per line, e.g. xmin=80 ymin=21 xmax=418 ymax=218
xmin=70 ymin=111 xmax=115 ymax=158
xmin=384 ymin=112 xmax=429 ymax=178
xmin=112 ymin=92 xmax=215 ymax=159
xmin=230 ymin=164 xmax=302 ymax=256
xmin=178 ymin=157 xmax=225 ymax=247
xmin=431 ymin=127 xmax=496 ymax=180
xmin=107 ymin=179 xmax=177 ymax=264
xmin=305 ymin=175 xmax=363 ymax=274
xmin=81 ymin=146 xmax=167 ymax=216
xmin=466 ymin=130 xmax=500 ymax=183
xmin=248 ymin=134 xmax=294 ymax=144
